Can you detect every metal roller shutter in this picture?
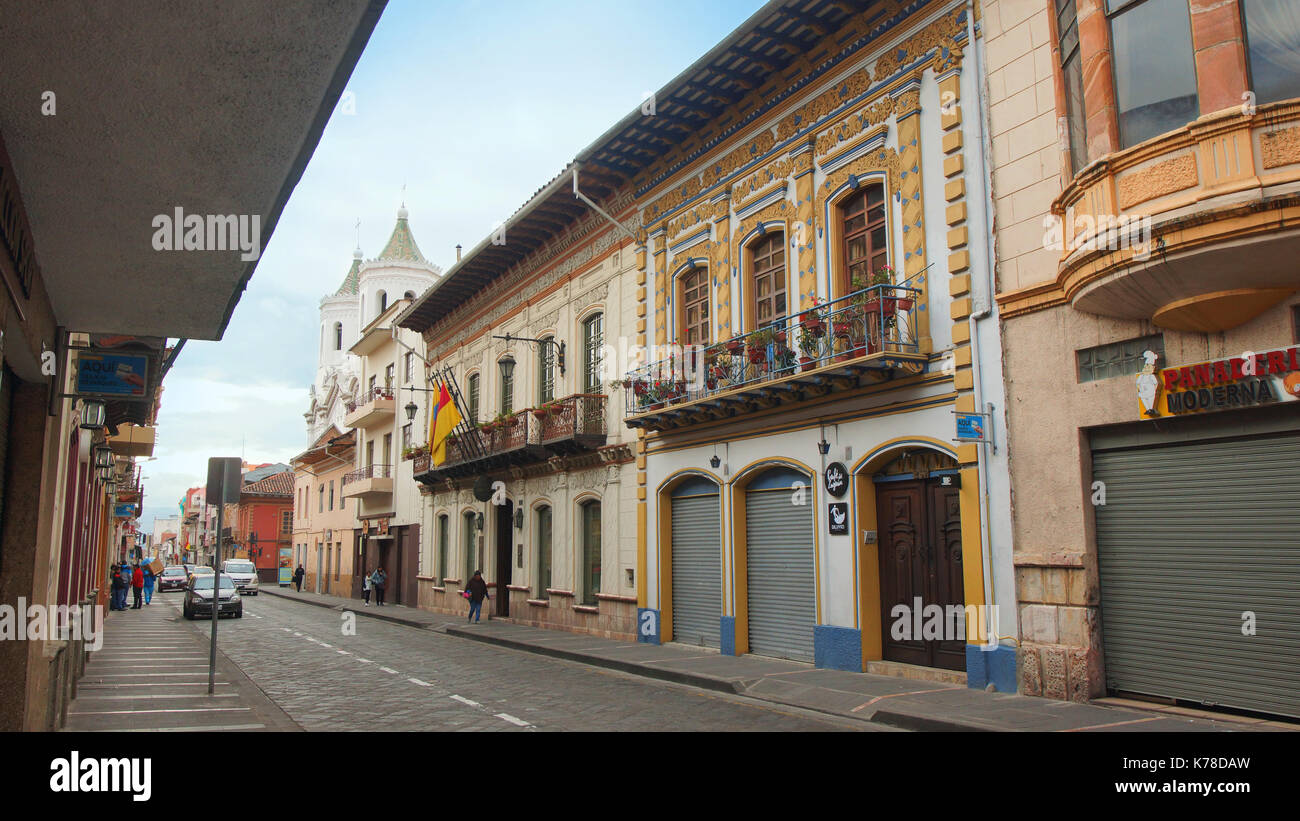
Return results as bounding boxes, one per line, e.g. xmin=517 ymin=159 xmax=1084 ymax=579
xmin=670 ymin=493 xmax=721 ymax=648
xmin=746 ymin=487 xmax=816 ymax=662
xmin=1092 ymin=431 xmax=1300 ymax=718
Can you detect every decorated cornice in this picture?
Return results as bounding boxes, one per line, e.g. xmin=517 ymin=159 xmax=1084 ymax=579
xmin=638 ymin=4 xmax=966 ymax=228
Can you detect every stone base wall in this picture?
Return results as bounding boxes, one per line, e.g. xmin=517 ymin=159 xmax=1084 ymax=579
xmin=1016 ymin=564 xmax=1104 ymax=702
xmin=417 ymin=581 xmax=635 ymax=640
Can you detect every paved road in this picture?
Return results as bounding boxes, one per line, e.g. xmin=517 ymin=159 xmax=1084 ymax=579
xmin=158 ymin=591 xmax=882 ymax=732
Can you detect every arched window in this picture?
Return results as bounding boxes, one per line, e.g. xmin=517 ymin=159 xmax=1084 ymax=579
xmin=579 ymin=499 xmax=601 ymax=605
xmin=538 ymin=335 xmax=555 ymax=404
xmin=437 ymin=514 xmax=449 ymax=586
xmin=462 ymin=511 xmax=477 ymax=578
xmin=466 ymin=373 xmax=480 ymax=423
xmin=748 ymin=232 xmax=786 ymax=329
xmin=334 ymin=322 xmax=342 ymax=351
xmin=582 ymin=313 xmax=603 ymax=393
xmin=535 ymin=505 xmax=552 ymax=600
xmin=377 ymin=290 xmax=388 ymax=316
xmin=678 ymin=267 xmax=710 ymax=346
xmin=841 ymin=183 xmax=888 ymax=294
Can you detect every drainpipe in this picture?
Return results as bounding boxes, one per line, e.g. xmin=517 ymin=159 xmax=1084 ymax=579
xmin=967 ymin=0 xmax=1004 ymax=649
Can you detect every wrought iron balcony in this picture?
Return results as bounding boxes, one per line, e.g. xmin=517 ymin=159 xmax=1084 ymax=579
xmin=414 ymin=393 xmax=608 ymax=483
xmin=341 ymin=464 xmax=393 ymax=498
xmin=622 ymin=282 xmax=924 ymax=431
xmin=343 ymin=386 xmax=395 ymax=428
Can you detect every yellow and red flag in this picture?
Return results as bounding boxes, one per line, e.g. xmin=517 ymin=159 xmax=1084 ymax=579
xmin=429 ymin=380 xmax=462 ymax=466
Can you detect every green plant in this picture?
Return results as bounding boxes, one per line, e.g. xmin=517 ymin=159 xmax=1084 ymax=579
xmin=747 ymin=326 xmax=775 ymax=347
xmin=871 ymin=264 xmax=895 ymax=287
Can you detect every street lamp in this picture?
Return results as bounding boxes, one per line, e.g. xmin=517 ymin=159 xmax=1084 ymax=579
xmin=404 ymin=400 xmax=418 ymax=422
xmin=80 ymin=400 xmax=106 ymax=429
xmin=498 ymin=353 xmax=516 ymax=383
xmin=94 ymin=445 xmax=113 ymax=469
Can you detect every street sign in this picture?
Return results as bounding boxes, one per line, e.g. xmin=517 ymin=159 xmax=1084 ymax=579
xmin=75 ymin=352 xmax=149 ymax=398
xmin=954 ymin=412 xmax=989 ymax=442
xmin=206 ymin=457 xmax=242 ymax=504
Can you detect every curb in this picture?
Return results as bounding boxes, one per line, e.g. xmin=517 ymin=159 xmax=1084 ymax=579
xmin=259 ymin=587 xmax=440 ymax=631
xmin=444 ymin=625 xmax=744 ymax=695
xmin=869 ymin=710 xmax=994 ymax=732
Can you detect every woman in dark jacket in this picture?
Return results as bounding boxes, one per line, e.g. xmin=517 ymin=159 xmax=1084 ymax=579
xmin=465 ymin=570 xmax=489 ymax=623
xmin=293 ymin=564 xmax=305 ymax=592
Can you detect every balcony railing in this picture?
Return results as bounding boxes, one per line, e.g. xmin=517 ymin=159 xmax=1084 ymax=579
xmin=341 ymin=464 xmax=392 ymax=487
xmin=623 ymin=282 xmax=921 ymax=419
xmin=345 ymin=386 xmax=394 ymax=415
xmin=414 ymin=393 xmax=608 ymax=481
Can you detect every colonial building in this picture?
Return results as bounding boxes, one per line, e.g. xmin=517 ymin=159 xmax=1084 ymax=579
xmin=400 ymin=181 xmax=641 ymax=638
xmin=988 ymin=0 xmax=1300 ymax=717
xmin=230 ymin=470 xmax=295 ymax=582
xmin=338 ymin=207 xmax=441 ymax=605
xmin=622 ymin=0 xmax=1016 ymax=687
xmin=291 ymin=427 xmax=358 ymax=595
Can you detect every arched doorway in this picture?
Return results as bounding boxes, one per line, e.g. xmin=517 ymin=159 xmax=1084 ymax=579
xmin=738 ymin=464 xmax=816 ymax=662
xmin=666 ymin=475 xmax=722 ymax=648
xmin=873 ymin=449 xmax=965 ymax=671
xmin=495 ymin=499 xmax=514 ymax=617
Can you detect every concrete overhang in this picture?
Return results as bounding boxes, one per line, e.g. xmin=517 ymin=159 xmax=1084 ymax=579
xmin=107 ymin=424 xmax=156 ymax=458
xmin=0 ymin=1 xmax=386 ymax=340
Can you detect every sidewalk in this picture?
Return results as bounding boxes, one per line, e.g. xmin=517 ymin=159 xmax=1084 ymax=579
xmin=62 ymin=593 xmax=300 ymax=731
xmin=263 ymin=586 xmax=1297 ymax=732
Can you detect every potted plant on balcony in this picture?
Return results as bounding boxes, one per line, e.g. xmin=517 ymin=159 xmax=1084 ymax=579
xmin=746 ymin=327 xmax=774 ymax=364
xmin=723 ymin=334 xmax=745 ymax=355
xmin=801 ymin=298 xmax=827 ymax=337
xmin=796 ymin=322 xmax=823 ymax=371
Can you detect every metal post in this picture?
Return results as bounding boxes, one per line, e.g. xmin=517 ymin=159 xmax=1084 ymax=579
xmin=208 ymin=503 xmax=221 ymax=695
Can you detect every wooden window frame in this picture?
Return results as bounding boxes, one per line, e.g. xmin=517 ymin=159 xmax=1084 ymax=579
xmin=676 ymin=266 xmax=711 ymax=346
xmin=840 ymin=183 xmax=890 ymax=295
xmin=747 ymin=232 xmax=787 ymax=330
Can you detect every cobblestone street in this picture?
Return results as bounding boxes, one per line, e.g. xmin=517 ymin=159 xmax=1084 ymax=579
xmin=157 ymin=592 xmax=880 ymax=732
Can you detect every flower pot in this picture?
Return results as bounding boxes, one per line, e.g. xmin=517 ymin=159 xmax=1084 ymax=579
xmin=832 ymin=321 xmax=852 ymax=338
xmin=747 ymin=347 xmax=767 ymax=364
xmin=862 ymin=298 xmax=882 ymax=313
xmin=799 ymin=356 xmax=814 ymax=372
xmin=774 ymin=330 xmax=787 ymax=344
xmin=533 ymin=408 xmax=548 ymax=419
xmin=724 ymin=339 xmax=744 ymax=354
xmin=892 ymin=297 xmax=913 ymax=311
xmin=804 ymin=318 xmax=825 ymax=337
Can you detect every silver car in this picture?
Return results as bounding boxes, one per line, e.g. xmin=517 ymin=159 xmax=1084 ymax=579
xmin=183 ymin=574 xmax=243 ymax=619
xmin=221 ymin=559 xmax=259 ymax=595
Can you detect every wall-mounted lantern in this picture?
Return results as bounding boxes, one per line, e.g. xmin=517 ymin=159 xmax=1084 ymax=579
xmin=81 ymin=400 xmax=106 ymax=429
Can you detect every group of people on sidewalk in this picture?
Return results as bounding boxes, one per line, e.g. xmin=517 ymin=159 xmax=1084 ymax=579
xmin=109 ymin=561 xmax=155 ymax=611
xmin=285 ymin=563 xmax=490 ymax=622
xmin=289 ymin=562 xmax=389 ymax=607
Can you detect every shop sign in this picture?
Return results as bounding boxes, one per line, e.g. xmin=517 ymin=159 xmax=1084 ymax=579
xmin=114 ymin=504 xmax=135 ymax=518
xmin=1137 ymin=346 xmax=1300 ymax=420
xmin=824 ymin=462 xmax=848 ymax=498
xmin=76 ymin=352 xmax=148 ymax=398
xmin=828 ymin=502 xmax=849 ymax=535
xmin=954 ymin=412 xmax=989 ymax=442
xmin=378 ymin=517 xmax=390 ymax=535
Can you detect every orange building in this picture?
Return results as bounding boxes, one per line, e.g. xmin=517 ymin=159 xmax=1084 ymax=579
xmin=231 ymin=471 xmax=295 ymax=582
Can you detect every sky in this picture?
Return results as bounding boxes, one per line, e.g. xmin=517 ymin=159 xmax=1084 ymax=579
xmin=140 ymin=0 xmax=763 ymax=532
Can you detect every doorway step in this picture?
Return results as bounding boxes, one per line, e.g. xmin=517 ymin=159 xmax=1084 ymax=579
xmin=866 ymin=659 xmax=966 ymax=686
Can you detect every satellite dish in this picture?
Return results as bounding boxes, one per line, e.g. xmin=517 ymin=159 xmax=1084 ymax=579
xmin=472 ymin=475 xmax=495 ymax=502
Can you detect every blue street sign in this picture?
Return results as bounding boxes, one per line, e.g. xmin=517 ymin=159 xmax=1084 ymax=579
xmin=955 ymin=412 xmax=988 ymax=441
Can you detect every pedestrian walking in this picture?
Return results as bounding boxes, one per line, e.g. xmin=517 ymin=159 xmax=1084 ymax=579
xmin=109 ymin=567 xmax=127 ymax=611
xmin=371 ymin=567 xmax=387 ymax=606
xmin=130 ymin=564 xmax=144 ymax=609
xmin=293 ymin=564 xmax=305 ymax=592
xmin=142 ymin=564 xmax=156 ymax=605
xmin=465 ymin=570 xmax=489 ymax=623
xmin=362 ymin=571 xmax=372 ymax=606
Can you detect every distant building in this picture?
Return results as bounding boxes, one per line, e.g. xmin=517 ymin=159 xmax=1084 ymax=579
xmin=291 ymin=427 xmax=358 ymax=595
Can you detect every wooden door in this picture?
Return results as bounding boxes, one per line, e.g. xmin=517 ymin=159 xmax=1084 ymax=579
xmin=876 ymin=480 xmax=965 ymax=671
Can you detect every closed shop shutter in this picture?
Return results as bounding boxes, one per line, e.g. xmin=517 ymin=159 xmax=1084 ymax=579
xmin=670 ymin=492 xmax=721 ymax=648
xmin=746 ymin=482 xmax=816 ymax=662
xmin=1092 ymin=431 xmax=1300 ymax=718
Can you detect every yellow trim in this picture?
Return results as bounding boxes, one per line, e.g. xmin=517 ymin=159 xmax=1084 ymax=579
xmin=958 ymin=465 xmax=987 ymax=645
xmin=646 ymin=391 xmax=959 ymax=458
xmin=728 ymin=457 xmax=819 ymax=657
xmin=637 ymin=501 xmax=647 ymax=609
xmin=654 ymin=468 xmax=726 ymax=644
xmin=849 ymin=436 xmax=958 ymax=474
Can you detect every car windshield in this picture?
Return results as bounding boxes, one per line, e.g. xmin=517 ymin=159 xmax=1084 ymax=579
xmin=192 ymin=567 xmax=213 ymax=574
xmin=224 ymin=562 xmax=254 ymax=572
xmin=163 ymin=567 xmax=185 ymax=576
xmin=192 ymin=575 xmax=235 ymax=590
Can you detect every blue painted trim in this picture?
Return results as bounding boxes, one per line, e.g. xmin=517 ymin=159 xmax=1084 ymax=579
xmin=872 ymin=472 xmax=916 ymax=483
xmin=814 ymin=625 xmax=863 ymax=671
xmin=720 ymin=616 xmax=736 ymax=656
xmin=965 ymin=644 xmax=1017 ymax=693
xmin=637 ymin=608 xmax=661 ymax=644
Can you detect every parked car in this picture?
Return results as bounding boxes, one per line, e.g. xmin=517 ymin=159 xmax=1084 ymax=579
xmin=187 ymin=565 xmax=214 ymax=583
xmin=221 ymin=559 xmax=259 ymax=595
xmin=158 ymin=565 xmax=189 ymax=592
xmin=182 ymin=574 xmax=242 ymax=620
